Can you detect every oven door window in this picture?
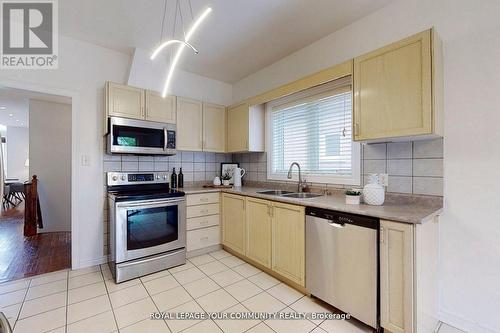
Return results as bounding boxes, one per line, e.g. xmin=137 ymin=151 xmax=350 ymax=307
xmin=126 ymin=206 xmax=178 ymax=250
xmin=113 ymin=124 xmax=164 ymax=149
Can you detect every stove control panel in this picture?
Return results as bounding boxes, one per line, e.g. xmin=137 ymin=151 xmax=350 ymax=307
xmin=107 ymin=172 xmax=169 ymax=186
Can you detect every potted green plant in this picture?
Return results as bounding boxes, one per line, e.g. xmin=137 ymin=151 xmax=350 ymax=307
xmin=221 ymin=171 xmax=232 ymax=186
xmin=345 ymin=189 xmax=362 ymax=205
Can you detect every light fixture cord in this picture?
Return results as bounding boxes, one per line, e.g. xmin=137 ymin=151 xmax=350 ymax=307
xmin=160 ymin=0 xmax=168 ymax=42
xmin=188 ymin=0 xmax=194 ymax=20
xmin=178 ymin=0 xmax=186 ymax=41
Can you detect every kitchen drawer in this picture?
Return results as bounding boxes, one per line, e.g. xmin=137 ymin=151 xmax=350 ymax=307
xmin=187 ymin=203 xmax=220 ymax=218
xmin=187 ymin=214 xmax=220 ymax=231
xmin=187 ymin=192 xmax=220 ymax=206
xmin=187 ymin=226 xmax=221 ymax=251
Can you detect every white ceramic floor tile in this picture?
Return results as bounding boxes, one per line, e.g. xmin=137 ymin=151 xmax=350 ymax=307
xmin=30 ymin=271 xmax=67 ymax=287
xmin=0 ymin=279 xmax=30 ymax=295
xmin=152 ymin=286 xmax=193 ymax=311
xmin=209 ymin=269 xmax=244 ymax=287
xmin=165 ymin=300 xmax=205 ymax=333
xmin=109 ymin=283 xmax=149 ymax=308
xmin=242 ymin=292 xmax=287 ymax=313
xmin=140 ymin=269 xmax=171 ymax=283
xmin=265 ymin=307 xmax=316 ymax=333
xmin=68 ymin=271 xmax=103 ymax=289
xmin=69 ymin=266 xmax=100 ymax=278
xmin=182 ymin=320 xmax=223 ymax=333
xmin=0 ymin=289 xmax=26 ymax=308
xmin=198 ymin=261 xmax=230 ymax=276
xmin=172 ymin=267 xmax=206 ymax=285
xmin=209 ymin=250 xmax=232 ymax=260
xmin=267 ymin=283 xmax=304 ymax=305
xmin=188 ymin=254 xmax=216 ymax=266
xmin=120 ymin=317 xmax=171 ymax=333
xmin=19 ymin=291 xmax=66 ymax=319
xmin=25 ymin=279 xmax=66 ymax=300
xmin=224 ymin=279 xmax=263 ymax=302
xmin=245 ymin=322 xmax=275 ymax=333
xmin=213 ymin=304 xmax=260 ymax=333
xmin=439 ymin=323 xmax=466 ymax=333
xmin=67 ymin=310 xmax=117 ymax=333
xmin=67 ymin=294 xmax=111 ymax=324
xmin=143 ymin=275 xmax=180 ymax=295
xmin=290 ymin=296 xmax=333 ymax=324
xmin=1 ymin=302 xmax=22 ymax=320
xmin=68 ymin=281 xmax=107 ymax=305
xmin=218 ymin=255 xmax=245 ymax=268
xmin=168 ymin=261 xmax=194 ymax=274
xmin=104 ymin=278 xmax=140 ymax=293
xmin=196 ymin=289 xmax=238 ymax=313
xmin=183 ymin=277 xmax=220 ymax=299
xmin=13 ymin=306 xmax=66 ymax=333
xmin=232 ymin=263 xmax=261 ymax=278
xmin=113 ymin=297 xmax=158 ymax=329
xmin=320 ymin=318 xmax=372 ymax=333
xmin=248 ymin=272 xmax=280 ymax=290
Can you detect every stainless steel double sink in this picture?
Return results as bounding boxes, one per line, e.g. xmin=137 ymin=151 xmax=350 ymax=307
xmin=256 ymin=190 xmax=323 ymax=199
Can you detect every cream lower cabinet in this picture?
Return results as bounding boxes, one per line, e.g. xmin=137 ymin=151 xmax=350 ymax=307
xmin=380 ymin=219 xmax=439 ymax=333
xmin=245 ymin=197 xmax=272 ymax=268
xmin=186 ymin=193 xmax=220 ymax=255
xmin=353 ymin=29 xmax=443 ymax=142
xmin=221 ymin=193 xmax=246 ymax=255
xmin=271 ymin=202 xmax=305 ymax=286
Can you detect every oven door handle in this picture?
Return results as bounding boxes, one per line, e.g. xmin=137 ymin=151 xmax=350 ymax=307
xmin=117 ymin=198 xmax=185 ymax=208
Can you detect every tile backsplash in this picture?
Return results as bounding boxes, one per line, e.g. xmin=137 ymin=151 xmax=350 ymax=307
xmin=103 ymin=151 xmax=233 ymax=182
xmin=233 ymin=138 xmax=444 ymax=196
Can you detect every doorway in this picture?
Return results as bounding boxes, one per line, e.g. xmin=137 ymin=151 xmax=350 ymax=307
xmin=0 ymin=87 xmax=72 ymax=283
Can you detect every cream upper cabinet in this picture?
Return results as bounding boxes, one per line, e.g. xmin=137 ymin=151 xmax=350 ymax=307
xmin=221 ymin=193 xmax=246 ymax=255
xmin=177 ymin=97 xmax=203 ymax=151
xmin=203 ymin=103 xmax=226 ymax=152
xmin=145 ymin=91 xmax=176 ymax=123
xmin=353 ymin=29 xmax=443 ymax=142
xmin=272 ymin=202 xmax=305 ymax=286
xmin=246 ymin=197 xmax=272 ymax=268
xmin=227 ymin=103 xmax=264 ymax=153
xmin=106 ymin=82 xmax=144 ymax=120
xmin=380 ymin=220 xmax=414 ymax=333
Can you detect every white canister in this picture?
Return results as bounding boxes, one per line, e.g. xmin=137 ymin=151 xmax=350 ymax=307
xmin=363 ymin=174 xmax=385 ymax=205
xmin=213 ymin=176 xmax=221 ymax=186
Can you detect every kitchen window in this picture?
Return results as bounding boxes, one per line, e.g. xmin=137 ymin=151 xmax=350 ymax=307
xmin=266 ymin=76 xmax=360 ymax=185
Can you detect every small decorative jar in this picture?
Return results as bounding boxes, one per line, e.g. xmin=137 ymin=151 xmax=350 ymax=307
xmin=363 ymin=174 xmax=385 ymax=206
xmin=345 ymin=189 xmax=362 ymax=205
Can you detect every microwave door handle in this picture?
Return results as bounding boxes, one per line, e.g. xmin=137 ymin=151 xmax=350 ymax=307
xmin=164 ymin=127 xmax=168 ymax=151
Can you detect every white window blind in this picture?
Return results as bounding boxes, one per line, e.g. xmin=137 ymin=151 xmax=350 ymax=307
xmin=266 ymin=77 xmax=360 ymax=185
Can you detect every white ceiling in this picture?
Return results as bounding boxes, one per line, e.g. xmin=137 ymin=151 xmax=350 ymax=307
xmin=59 ymin=0 xmax=394 ymax=83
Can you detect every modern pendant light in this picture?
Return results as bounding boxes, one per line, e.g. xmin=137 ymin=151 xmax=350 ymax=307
xmin=150 ymin=0 xmax=212 ymax=97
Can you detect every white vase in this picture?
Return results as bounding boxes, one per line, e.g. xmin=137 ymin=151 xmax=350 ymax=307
xmin=363 ymin=174 xmax=385 ymax=205
xmin=213 ymin=176 xmax=221 ymax=186
xmin=222 ymin=179 xmax=230 ymax=186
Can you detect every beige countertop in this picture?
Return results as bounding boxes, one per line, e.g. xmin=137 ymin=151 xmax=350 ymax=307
xmin=182 ymin=186 xmax=442 ymax=224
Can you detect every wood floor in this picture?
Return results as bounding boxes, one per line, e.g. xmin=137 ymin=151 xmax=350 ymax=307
xmin=0 ymin=204 xmax=71 ymax=283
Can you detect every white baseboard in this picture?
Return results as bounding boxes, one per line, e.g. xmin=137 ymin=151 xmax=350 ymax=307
xmin=439 ymin=309 xmax=499 ymax=333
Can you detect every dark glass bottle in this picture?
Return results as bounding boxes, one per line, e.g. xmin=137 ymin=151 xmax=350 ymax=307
xmin=171 ymin=167 xmax=177 ymax=189
xmin=178 ymin=167 xmax=184 ymax=188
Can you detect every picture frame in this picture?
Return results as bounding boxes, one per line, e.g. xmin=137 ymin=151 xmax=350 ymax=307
xmin=220 ymin=163 xmax=240 ymax=185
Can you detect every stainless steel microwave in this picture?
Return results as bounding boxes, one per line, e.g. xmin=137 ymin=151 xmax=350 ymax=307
xmin=107 ymin=117 xmax=176 ymax=155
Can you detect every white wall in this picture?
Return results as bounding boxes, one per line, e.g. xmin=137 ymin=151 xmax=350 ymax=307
xmin=128 ymin=48 xmax=233 ymax=106
xmin=0 ymin=35 xmax=131 ymax=268
xmin=232 ymin=1 xmax=500 ymax=331
xmin=29 ymin=100 xmax=71 ymax=232
xmin=6 ymin=126 xmax=29 ymax=181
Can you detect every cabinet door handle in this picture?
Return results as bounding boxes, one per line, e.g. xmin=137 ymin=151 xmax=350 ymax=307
xmin=201 ymin=236 xmax=209 ymax=241
xmin=380 ymin=226 xmax=384 ymax=243
xmin=354 ymin=123 xmax=359 ymax=136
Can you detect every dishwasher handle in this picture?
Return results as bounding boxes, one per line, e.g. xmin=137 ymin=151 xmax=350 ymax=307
xmin=306 ymin=206 xmax=379 ymax=230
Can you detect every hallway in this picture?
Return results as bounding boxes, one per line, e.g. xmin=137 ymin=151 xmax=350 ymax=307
xmin=0 ymin=204 xmax=71 ymax=283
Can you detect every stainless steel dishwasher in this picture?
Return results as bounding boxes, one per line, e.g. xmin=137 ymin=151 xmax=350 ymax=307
xmin=306 ymin=207 xmax=379 ymax=330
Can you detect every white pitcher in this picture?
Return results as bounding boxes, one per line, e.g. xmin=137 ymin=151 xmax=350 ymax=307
xmin=233 ymin=167 xmax=246 ymax=187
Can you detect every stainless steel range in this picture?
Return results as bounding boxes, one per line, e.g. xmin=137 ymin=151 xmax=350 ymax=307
xmin=107 ymin=172 xmax=186 ymax=283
